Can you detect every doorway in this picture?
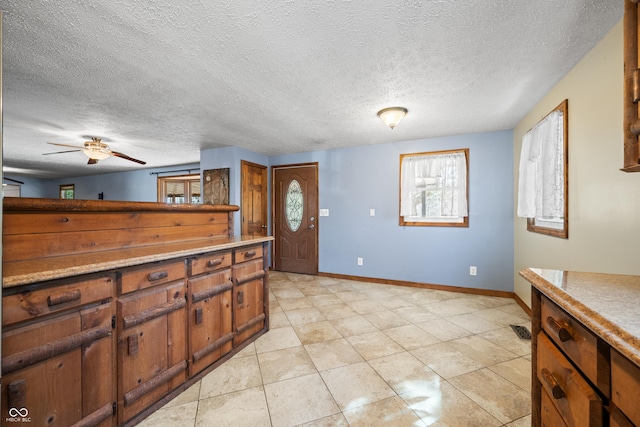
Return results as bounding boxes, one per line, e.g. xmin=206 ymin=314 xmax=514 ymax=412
xmin=272 ymin=163 xmax=318 ymax=275
xmin=241 ymin=161 xmax=268 ymax=237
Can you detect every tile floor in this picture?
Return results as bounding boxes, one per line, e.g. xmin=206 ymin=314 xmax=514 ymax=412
xmin=138 ymin=272 xmax=532 ymax=427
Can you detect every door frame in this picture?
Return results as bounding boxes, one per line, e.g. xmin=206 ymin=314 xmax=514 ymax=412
xmin=240 ymin=160 xmax=268 ymax=237
xmin=271 ymin=162 xmax=319 ymax=274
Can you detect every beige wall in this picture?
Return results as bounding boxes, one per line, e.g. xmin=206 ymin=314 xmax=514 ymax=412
xmin=514 ymin=20 xmax=640 ymax=307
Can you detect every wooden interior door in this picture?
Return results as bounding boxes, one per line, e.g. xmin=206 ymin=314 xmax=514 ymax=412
xmin=272 ymin=163 xmax=318 ymax=275
xmin=241 ymin=161 xmax=268 ymax=237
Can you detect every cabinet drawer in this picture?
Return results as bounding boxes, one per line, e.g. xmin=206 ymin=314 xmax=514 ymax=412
xmin=541 ymin=388 xmax=568 ymax=427
xmin=3 ymin=273 xmax=114 ymax=327
xmin=541 ymin=296 xmax=609 ymax=394
xmin=234 ymin=245 xmax=263 ymax=264
xmin=187 ymin=250 xmax=231 ymax=277
xmin=117 ymin=259 xmax=185 ymax=294
xmin=611 ymin=349 xmax=640 ymax=425
xmin=537 ymin=332 xmax=603 ymax=427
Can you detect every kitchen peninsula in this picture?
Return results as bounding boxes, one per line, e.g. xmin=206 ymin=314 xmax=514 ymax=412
xmin=1 ymin=198 xmax=272 ymax=427
xmin=521 ymin=268 xmax=640 ymax=427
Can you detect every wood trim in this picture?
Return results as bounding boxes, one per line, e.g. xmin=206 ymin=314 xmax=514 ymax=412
xmin=3 ymin=197 xmax=239 ymax=213
xmin=318 ymin=271 xmax=519 ymax=300
xmin=623 ymin=0 xmax=640 ymax=171
xmin=123 ymin=360 xmax=187 ymax=406
xmin=399 ymin=148 xmax=470 ymax=227
xmin=513 ymin=292 xmax=532 ymax=317
xmin=191 ymin=282 xmax=232 ymax=304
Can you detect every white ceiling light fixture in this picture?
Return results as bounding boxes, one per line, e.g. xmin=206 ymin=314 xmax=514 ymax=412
xmin=377 ymin=107 xmax=408 ymax=130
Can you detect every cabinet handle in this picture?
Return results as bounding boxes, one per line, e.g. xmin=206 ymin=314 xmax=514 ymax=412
xmin=8 ymin=379 xmax=26 ymax=410
xmin=128 ymin=335 xmax=139 ymax=356
xmin=47 ymin=289 xmax=81 ymax=306
xmin=237 ymin=291 xmax=244 ymax=305
xmin=147 ymin=271 xmax=169 ymax=282
xmin=244 ymin=250 xmax=257 ymax=258
xmin=540 ymin=368 xmax=566 ymax=399
xmin=207 ymin=257 xmax=224 ymax=268
xmin=194 ymin=308 xmax=203 ymax=325
xmin=546 ymin=316 xmax=572 ymax=342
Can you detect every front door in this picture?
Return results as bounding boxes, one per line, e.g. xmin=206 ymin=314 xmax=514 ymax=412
xmin=241 ymin=161 xmax=268 ymax=237
xmin=272 ymin=163 xmax=318 ymax=275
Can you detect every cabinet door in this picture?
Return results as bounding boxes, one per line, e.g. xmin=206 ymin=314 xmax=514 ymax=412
xmin=188 ymin=269 xmax=233 ymax=376
xmin=1 ymin=303 xmax=115 ymax=427
xmin=117 ymin=281 xmax=187 ymax=424
xmin=232 ymin=258 xmax=266 ymax=346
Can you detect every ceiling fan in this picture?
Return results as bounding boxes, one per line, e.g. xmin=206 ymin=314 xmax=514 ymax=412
xmin=44 ymin=137 xmax=146 ymax=165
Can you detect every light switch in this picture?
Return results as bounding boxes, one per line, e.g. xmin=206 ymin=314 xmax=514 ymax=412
xmin=320 ymin=209 xmax=329 ymax=217
xmin=369 ymin=208 xmax=375 ymax=217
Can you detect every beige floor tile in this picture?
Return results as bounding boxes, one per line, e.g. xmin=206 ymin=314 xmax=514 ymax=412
xmin=294 ymin=320 xmax=343 ymax=344
xmin=264 ymin=373 xmax=340 ymax=427
xmin=479 ymin=326 xmax=532 ymax=356
xmin=317 ymin=302 xmax=358 ymax=319
xmin=472 ymin=295 xmax=514 ymax=309
xmin=373 ymin=295 xmax=415 ymax=310
xmin=308 ymin=293 xmax=343 ymax=307
xmin=199 ymin=354 xmax=262 ymax=399
xmin=393 ymin=305 xmax=439 ymax=324
xmin=329 ymin=314 xmax=378 ymax=336
xmin=346 ymin=330 xmax=405 ymax=360
xmin=285 ymin=306 xmax=327 ymax=325
xmin=272 ymin=288 xmax=306 ymax=299
xmin=269 ymin=311 xmax=292 ymax=328
xmin=383 ymin=324 xmax=441 ymax=351
xmin=368 ymin=351 xmax=441 ymax=395
xmin=505 ymin=414 xmax=532 ymax=426
xmin=161 ymin=381 xmax=201 ymax=409
xmin=305 ymin=338 xmax=364 ymax=371
xmin=363 ymin=310 xmax=410 ymax=330
xmin=278 ymin=296 xmax=314 ymax=310
xmin=254 ymin=326 xmax=302 ymax=354
xmin=426 ymin=297 xmax=489 ymax=317
xmin=401 ymin=380 xmax=502 ymax=427
xmin=448 ymin=335 xmax=519 ymax=366
xmin=270 ymin=300 xmax=283 ymax=312
xmin=297 ymin=283 xmax=333 ymax=296
xmin=196 ymin=386 xmax=271 ymax=427
xmin=411 ymin=342 xmax=483 ymax=379
xmin=321 ymin=361 xmax=396 ymax=411
xmin=446 ymin=312 xmax=501 ymax=334
xmin=347 ymin=299 xmax=387 ymax=315
xmin=473 ymin=307 xmax=528 ymax=327
xmin=137 ymin=401 xmax=198 ymax=427
xmin=488 ymin=357 xmax=532 ymax=393
xmin=342 ymin=396 xmax=426 ymax=426
xmin=257 ymin=346 xmax=317 ymax=384
xmin=498 ymin=303 xmax=531 ymax=319
xmin=232 ymin=341 xmax=256 ymax=358
xmin=335 ymin=290 xmax=369 ymax=302
xmin=295 ymin=413 xmax=349 ymax=426
xmin=416 ymin=318 xmax=473 ymax=341
xmin=448 ymin=368 xmax=531 ymax=424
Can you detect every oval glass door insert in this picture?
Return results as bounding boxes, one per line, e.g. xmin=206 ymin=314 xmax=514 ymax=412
xmin=286 ymin=179 xmax=303 ymax=232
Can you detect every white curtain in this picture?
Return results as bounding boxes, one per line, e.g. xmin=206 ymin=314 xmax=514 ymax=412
xmin=400 ymin=152 xmax=467 ymax=218
xmin=517 ymin=110 xmax=564 ymax=219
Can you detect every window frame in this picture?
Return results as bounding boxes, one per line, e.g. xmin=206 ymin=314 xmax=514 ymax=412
xmin=399 ymin=148 xmax=469 ymax=227
xmin=59 ymin=184 xmax=75 ymax=199
xmin=157 ymin=174 xmax=201 ymax=204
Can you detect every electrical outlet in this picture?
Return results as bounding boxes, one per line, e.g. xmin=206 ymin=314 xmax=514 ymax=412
xmin=470 ymin=266 xmax=477 ymax=276
xmin=369 ymin=208 xmax=375 ymax=216
xmin=357 ymin=257 xmax=363 ymax=266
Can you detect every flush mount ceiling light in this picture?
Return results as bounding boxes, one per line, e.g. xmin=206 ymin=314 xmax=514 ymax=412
xmin=377 ymin=107 xmax=408 ymax=130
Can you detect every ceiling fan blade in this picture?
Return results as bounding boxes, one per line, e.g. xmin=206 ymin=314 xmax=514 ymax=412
xmin=43 ymin=149 xmax=82 ymax=155
xmin=87 ymin=158 xmax=99 ymax=165
xmin=112 ymin=151 xmax=146 ymax=165
xmin=47 ymin=142 xmax=85 ymax=149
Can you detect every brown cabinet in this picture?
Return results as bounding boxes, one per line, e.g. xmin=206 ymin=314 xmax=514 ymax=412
xmin=232 ymin=245 xmax=267 ymax=346
xmin=187 ymin=251 xmax=233 ymax=376
xmin=1 ymin=274 xmax=116 ymax=427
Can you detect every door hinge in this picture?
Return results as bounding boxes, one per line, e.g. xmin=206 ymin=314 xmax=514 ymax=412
xmin=112 ymin=315 xmax=116 ymax=329
xmin=112 ymin=402 xmax=117 ymax=415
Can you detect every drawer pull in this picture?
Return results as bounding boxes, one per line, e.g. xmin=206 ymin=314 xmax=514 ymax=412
xmin=207 ymin=258 xmax=224 ymax=268
xmin=194 ymin=307 xmax=203 ymax=325
xmin=47 ymin=289 xmax=81 ymax=306
xmin=8 ymin=379 xmax=27 ymax=410
xmin=128 ymin=334 xmax=139 ymax=356
xmin=234 ymin=270 xmax=266 ymax=286
xmin=244 ymin=250 xmax=257 ymax=258
xmin=237 ymin=291 xmax=244 ymax=305
xmin=546 ymin=316 xmax=572 ymax=342
xmin=541 ymin=368 xmax=566 ymax=399
xmin=147 ymin=271 xmax=169 ymax=282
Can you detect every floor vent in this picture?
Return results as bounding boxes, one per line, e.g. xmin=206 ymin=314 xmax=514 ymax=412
xmin=510 ymin=325 xmax=532 ymax=340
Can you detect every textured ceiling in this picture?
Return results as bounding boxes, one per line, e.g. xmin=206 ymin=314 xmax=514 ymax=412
xmin=0 ymin=0 xmax=623 ymax=179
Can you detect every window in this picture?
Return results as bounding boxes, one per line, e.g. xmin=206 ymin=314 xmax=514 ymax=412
xmin=60 ymin=184 xmax=75 ymax=199
xmin=517 ymin=99 xmax=568 ymax=238
xmin=399 ymin=148 xmax=469 ymax=227
xmin=157 ymin=174 xmax=201 ymax=204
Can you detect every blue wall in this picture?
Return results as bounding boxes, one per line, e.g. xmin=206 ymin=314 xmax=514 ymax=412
xmin=11 ymin=130 xmax=514 ymax=292
xmin=270 ymin=130 xmax=514 ymax=292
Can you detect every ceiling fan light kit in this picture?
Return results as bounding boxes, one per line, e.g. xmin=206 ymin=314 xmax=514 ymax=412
xmin=45 ymin=137 xmax=146 ymax=165
xmin=377 ymin=107 xmax=408 ymax=130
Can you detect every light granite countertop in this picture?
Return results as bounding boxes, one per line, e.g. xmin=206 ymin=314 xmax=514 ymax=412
xmin=3 ymin=235 xmax=273 ymax=288
xmin=520 ymin=268 xmax=640 ymax=366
